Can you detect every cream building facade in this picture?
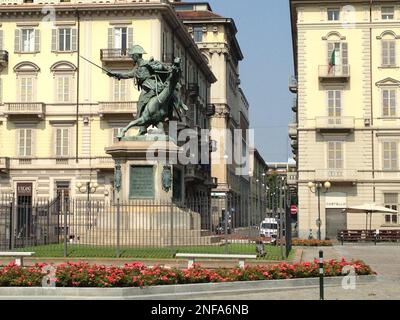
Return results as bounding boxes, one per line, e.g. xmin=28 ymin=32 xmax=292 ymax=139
xmin=0 ymin=0 xmax=216 ymax=204
xmin=171 ymin=1 xmax=251 ymax=211
xmin=290 ymin=0 xmax=400 ymax=239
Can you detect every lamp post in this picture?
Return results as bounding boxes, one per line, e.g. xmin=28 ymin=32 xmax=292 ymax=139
xmin=308 ymin=181 xmax=331 ymax=240
xmin=77 ymin=182 xmax=99 ymax=229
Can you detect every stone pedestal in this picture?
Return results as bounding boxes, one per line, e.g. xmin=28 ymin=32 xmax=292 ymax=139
xmin=77 ymin=135 xmax=211 ymax=247
xmin=106 ymin=136 xmax=184 ymax=202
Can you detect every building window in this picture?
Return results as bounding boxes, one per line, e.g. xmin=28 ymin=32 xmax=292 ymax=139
xmin=384 ymin=193 xmax=399 ymax=225
xmin=382 ymin=89 xmax=397 ymax=117
xmin=328 ymin=42 xmax=348 ymax=67
xmin=193 ymin=26 xmax=203 ymax=43
xmin=55 ymin=128 xmax=69 ymax=157
xmin=327 ymin=90 xmax=342 ymax=120
xmin=52 ymin=28 xmax=77 ymax=52
xmin=108 ymin=27 xmax=133 ymax=53
xmin=327 ymin=8 xmax=340 ymax=21
xmin=59 ymin=28 xmax=71 ymax=51
xmin=112 ymin=127 xmax=123 ymax=144
xmin=18 ymin=128 xmax=32 ymax=157
xmin=56 ymin=76 xmax=72 ymax=103
xmin=112 ymin=78 xmax=128 ymax=101
xmin=20 ymin=77 xmax=34 ymax=102
xmin=382 ymin=6 xmax=395 ymax=20
xmin=383 ymin=141 xmax=398 ymax=171
xmin=328 ymin=141 xmax=343 ymax=170
xmin=15 ymin=29 xmax=39 ymax=53
xmin=382 ymin=40 xmax=396 ymax=67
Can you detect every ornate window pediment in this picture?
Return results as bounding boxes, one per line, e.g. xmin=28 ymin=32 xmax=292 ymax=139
xmin=376 ymin=77 xmax=400 ymax=87
xmin=50 ymin=61 xmax=77 ymax=72
xmin=376 ymin=30 xmax=400 ymax=40
xmin=322 ymin=31 xmax=346 ymax=41
xmin=13 ymin=61 xmax=40 ymax=73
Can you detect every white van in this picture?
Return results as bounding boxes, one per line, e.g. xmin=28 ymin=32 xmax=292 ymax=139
xmin=259 ymin=218 xmax=278 ymax=241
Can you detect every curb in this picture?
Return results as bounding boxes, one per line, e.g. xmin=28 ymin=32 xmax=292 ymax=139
xmin=0 ymin=275 xmax=378 ymax=300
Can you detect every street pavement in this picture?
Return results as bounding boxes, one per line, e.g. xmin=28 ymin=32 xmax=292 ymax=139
xmin=185 ymin=245 xmax=400 ymax=300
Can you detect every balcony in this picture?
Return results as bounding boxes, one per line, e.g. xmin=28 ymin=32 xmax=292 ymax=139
xmin=315 ymin=169 xmax=358 ymax=183
xmin=288 ymin=123 xmax=297 ymax=140
xmin=315 ymin=117 xmax=354 ymax=133
xmin=204 ymin=177 xmax=218 ymax=188
xmin=292 ymin=97 xmax=297 ymax=112
xmin=318 ymin=65 xmax=350 ymax=82
xmin=100 ymin=49 xmax=133 ymax=63
xmin=188 ymin=83 xmax=199 ymax=98
xmin=206 ymin=104 xmax=216 ymax=117
xmin=3 ymin=103 xmax=45 ymax=119
xmin=98 ymin=101 xmax=137 ymax=118
xmin=0 ymin=50 xmax=8 ymax=68
xmin=0 ymin=157 xmax=10 ymax=173
xmin=287 ymin=171 xmax=297 ymax=185
xmin=185 ymin=165 xmax=206 ymax=182
xmin=289 ymin=76 xmax=298 ymax=93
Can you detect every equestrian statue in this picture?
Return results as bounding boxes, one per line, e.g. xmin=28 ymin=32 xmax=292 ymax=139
xmin=106 ymin=45 xmax=188 ymax=139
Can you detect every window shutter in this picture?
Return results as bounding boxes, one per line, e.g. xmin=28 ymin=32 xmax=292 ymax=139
xmin=14 ymin=29 xmax=20 ymax=53
xmin=392 ymin=142 xmax=398 ymax=169
xmin=70 ymin=75 xmax=75 ymax=102
xmin=127 ymin=27 xmax=133 ymax=49
xmin=391 ymin=89 xmax=396 ymax=116
xmin=0 ymin=30 xmax=3 ymax=50
xmin=390 ymin=41 xmax=396 ymax=66
xmin=56 ymin=128 xmax=61 ymax=156
xmin=34 ymin=29 xmax=40 ymax=52
xmin=26 ymin=129 xmax=32 ymax=156
xmin=382 ymin=41 xmax=389 ymax=66
xmin=18 ymin=130 xmax=23 ymax=156
xmin=327 ymin=42 xmax=334 ymax=63
xmin=71 ymin=28 xmax=77 ymax=52
xmin=383 ymin=89 xmax=389 ymax=116
xmin=341 ymin=42 xmax=348 ymax=66
xmin=52 ymin=29 xmax=57 ymax=52
xmin=63 ymin=128 xmax=69 ymax=156
xmin=108 ymin=28 xmax=113 ymax=49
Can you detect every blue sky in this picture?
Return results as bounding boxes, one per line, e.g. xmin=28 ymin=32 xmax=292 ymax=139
xmin=190 ymin=0 xmax=294 ymax=163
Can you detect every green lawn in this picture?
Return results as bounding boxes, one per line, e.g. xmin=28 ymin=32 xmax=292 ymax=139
xmin=15 ymin=243 xmax=294 ymax=261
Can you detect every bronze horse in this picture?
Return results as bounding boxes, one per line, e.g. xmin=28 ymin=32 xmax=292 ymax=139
xmin=118 ymin=57 xmax=183 ymax=140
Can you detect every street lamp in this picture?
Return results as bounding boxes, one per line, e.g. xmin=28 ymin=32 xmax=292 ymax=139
xmin=77 ymin=182 xmax=99 ymax=230
xmin=308 ymin=181 xmax=331 ymax=240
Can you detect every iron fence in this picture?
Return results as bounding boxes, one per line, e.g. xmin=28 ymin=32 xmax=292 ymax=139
xmin=0 ymin=193 xmax=291 ymax=258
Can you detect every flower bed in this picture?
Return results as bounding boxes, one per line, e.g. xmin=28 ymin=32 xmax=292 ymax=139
xmin=0 ymin=259 xmax=375 ymax=288
xmin=292 ymin=239 xmax=333 ymax=246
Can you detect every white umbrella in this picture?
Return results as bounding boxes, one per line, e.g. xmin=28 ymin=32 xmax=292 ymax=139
xmin=343 ymin=203 xmax=398 ymax=230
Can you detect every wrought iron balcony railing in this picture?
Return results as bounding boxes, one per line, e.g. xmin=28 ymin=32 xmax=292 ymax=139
xmin=318 ymin=65 xmax=350 ymax=82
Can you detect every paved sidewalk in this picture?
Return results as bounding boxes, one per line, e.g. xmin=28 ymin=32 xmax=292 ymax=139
xmin=301 ymin=245 xmax=400 ymax=277
xmin=187 ymin=278 xmax=400 ymax=300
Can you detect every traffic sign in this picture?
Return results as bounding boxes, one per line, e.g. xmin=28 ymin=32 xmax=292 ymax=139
xmin=290 ymin=205 xmax=298 ymax=215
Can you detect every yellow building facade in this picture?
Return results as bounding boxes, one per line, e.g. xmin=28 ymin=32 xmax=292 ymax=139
xmin=172 ymin=1 xmax=250 ymax=204
xmin=0 ymin=0 xmax=216 ymax=203
xmin=290 ymin=0 xmax=400 ymax=239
